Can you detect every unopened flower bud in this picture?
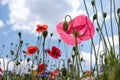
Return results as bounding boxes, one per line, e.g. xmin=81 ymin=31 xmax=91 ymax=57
xmin=96 ymin=28 xmax=99 ymax=32
xmin=18 ymin=32 xmax=21 ymax=38
xmin=58 ymin=39 xmax=61 ymax=43
xmin=50 ymin=33 xmax=53 ymax=37
xmin=23 ymin=51 xmax=26 ymax=54
xmin=20 ymin=59 xmax=22 ymax=61
xmin=27 ymin=58 xmax=30 ymax=62
xmin=103 ymin=12 xmax=107 ymax=18
xmin=80 ymin=57 xmax=83 ymax=62
xmin=104 ymin=58 xmax=107 ymax=64
xmin=68 ymin=58 xmax=71 ymax=63
xmin=93 ymin=14 xmax=97 ymax=20
xmin=91 ymin=0 xmax=95 ymax=6
xmin=2 ymin=45 xmax=5 ymax=48
xmin=11 ymin=50 xmax=14 ymax=55
xmin=43 ymin=30 xmax=48 ymax=38
xmin=117 ymin=8 xmax=120 ymax=14
xmin=72 ymin=54 xmax=75 ymax=59
xmin=62 ymin=67 xmax=67 ymax=76
xmin=16 ymin=61 xmax=20 ymax=66
xmin=11 ymin=43 xmax=13 ymax=46
xmin=63 ymin=21 xmax=68 ymax=31
xmin=73 ymin=47 xmax=76 ymax=51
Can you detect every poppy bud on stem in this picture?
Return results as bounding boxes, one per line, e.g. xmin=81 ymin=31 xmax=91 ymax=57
xmin=93 ymin=14 xmax=97 ymax=21
xmin=91 ymin=0 xmax=95 ymax=7
xmin=42 ymin=30 xmax=48 ymax=38
xmin=18 ymin=32 xmax=21 ymax=38
xmin=117 ymin=8 xmax=120 ymax=14
xmin=63 ymin=15 xmax=72 ymax=31
xmin=103 ymin=12 xmax=107 ymax=18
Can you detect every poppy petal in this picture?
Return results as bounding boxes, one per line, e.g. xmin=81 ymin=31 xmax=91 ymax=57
xmin=57 ymin=22 xmax=82 ymax=46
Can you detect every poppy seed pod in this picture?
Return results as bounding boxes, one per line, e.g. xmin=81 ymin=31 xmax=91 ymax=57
xmin=104 ymin=58 xmax=107 ymax=64
xmin=11 ymin=43 xmax=13 ymax=46
xmin=103 ymin=12 xmax=107 ymax=18
xmin=93 ymin=14 xmax=97 ymax=20
xmin=96 ymin=28 xmax=99 ymax=32
xmin=67 ymin=58 xmax=71 ymax=63
xmin=50 ymin=33 xmax=53 ymax=37
xmin=43 ymin=30 xmax=48 ymax=38
xmin=91 ymin=0 xmax=95 ymax=6
xmin=16 ymin=61 xmax=20 ymax=66
xmin=18 ymin=32 xmax=21 ymax=37
xmin=20 ymin=59 xmax=22 ymax=61
xmin=73 ymin=47 xmax=76 ymax=51
xmin=117 ymin=8 xmax=120 ymax=14
xmin=72 ymin=54 xmax=75 ymax=59
xmin=10 ymin=50 xmax=14 ymax=55
xmin=62 ymin=67 xmax=67 ymax=76
xmin=80 ymin=57 xmax=83 ymax=62
xmin=63 ymin=21 xmax=68 ymax=31
xmin=27 ymin=58 xmax=30 ymax=62
xmin=58 ymin=39 xmax=61 ymax=43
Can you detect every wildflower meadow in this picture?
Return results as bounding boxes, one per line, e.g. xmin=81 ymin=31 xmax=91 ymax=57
xmin=0 ymin=0 xmax=120 ymax=80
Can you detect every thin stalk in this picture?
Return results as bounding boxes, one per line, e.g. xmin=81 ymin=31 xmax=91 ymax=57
xmin=113 ymin=0 xmax=119 ymax=26
xmin=100 ymin=0 xmax=111 ymax=47
xmin=42 ymin=37 xmax=45 ymax=64
xmin=74 ymin=36 xmax=80 ymax=80
xmin=90 ymin=42 xmax=93 ymax=71
xmin=64 ymin=43 xmax=68 ymax=62
xmin=91 ymin=39 xmax=99 ymax=79
xmin=110 ymin=0 xmax=115 ymax=54
xmin=83 ymin=0 xmax=89 ymax=17
xmin=118 ymin=14 xmax=120 ymax=55
xmin=93 ymin=2 xmax=110 ymax=54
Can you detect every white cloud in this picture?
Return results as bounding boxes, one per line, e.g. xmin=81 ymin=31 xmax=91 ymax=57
xmin=0 ymin=20 xmax=4 ymax=28
xmin=95 ymin=35 xmax=119 ymax=55
xmin=1 ymin=0 xmax=86 ymax=38
xmin=81 ymin=51 xmax=96 ymax=70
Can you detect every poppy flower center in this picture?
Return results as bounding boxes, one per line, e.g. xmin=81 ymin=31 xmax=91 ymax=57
xmin=68 ymin=26 xmax=87 ymax=38
xmin=53 ymin=52 xmax=58 ymax=56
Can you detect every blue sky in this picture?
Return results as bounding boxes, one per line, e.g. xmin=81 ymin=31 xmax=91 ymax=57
xmin=0 ymin=0 xmax=119 ymax=72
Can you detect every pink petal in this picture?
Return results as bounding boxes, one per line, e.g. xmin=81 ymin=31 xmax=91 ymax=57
xmin=73 ymin=15 xmax=87 ymax=28
xmin=78 ymin=16 xmax=95 ymax=40
xmin=57 ymin=22 xmax=82 ymax=46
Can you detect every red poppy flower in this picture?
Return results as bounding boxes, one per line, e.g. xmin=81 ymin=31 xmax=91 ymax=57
xmin=26 ymin=46 xmax=38 ymax=55
xmin=46 ymin=46 xmax=61 ymax=59
xmin=57 ymin=15 xmax=95 ymax=46
xmin=36 ymin=24 xmax=48 ymax=33
xmin=0 ymin=68 xmax=2 ymax=72
xmin=49 ymin=70 xmax=58 ymax=79
xmin=0 ymin=68 xmax=2 ymax=78
xmin=38 ymin=64 xmax=46 ymax=73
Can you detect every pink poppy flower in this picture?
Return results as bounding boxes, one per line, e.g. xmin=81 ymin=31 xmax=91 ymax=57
xmin=57 ymin=15 xmax=95 ymax=46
